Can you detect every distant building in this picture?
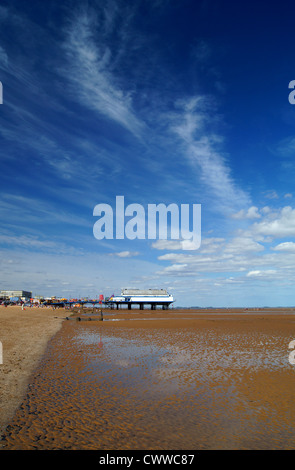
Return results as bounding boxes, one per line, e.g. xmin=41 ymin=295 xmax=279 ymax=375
xmin=0 ymin=290 xmax=32 ymax=300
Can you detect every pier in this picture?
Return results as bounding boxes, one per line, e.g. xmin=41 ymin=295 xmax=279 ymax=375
xmin=104 ymin=289 xmax=174 ymax=310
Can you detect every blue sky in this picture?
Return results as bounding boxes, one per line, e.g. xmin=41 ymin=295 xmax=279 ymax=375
xmin=1 ymin=0 xmax=295 ymax=307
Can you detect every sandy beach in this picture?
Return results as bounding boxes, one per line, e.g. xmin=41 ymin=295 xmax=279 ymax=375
xmin=1 ymin=306 xmax=295 ymax=449
xmin=0 ymin=305 xmax=65 ymax=441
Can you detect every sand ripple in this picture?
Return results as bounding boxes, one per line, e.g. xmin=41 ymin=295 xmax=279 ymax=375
xmin=2 ymin=314 xmax=295 ymax=449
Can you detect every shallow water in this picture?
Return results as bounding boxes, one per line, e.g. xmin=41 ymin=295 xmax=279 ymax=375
xmin=2 ymin=317 xmax=295 ymax=449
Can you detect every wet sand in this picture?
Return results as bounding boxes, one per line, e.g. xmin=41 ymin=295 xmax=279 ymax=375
xmin=1 ymin=306 xmax=295 ymax=449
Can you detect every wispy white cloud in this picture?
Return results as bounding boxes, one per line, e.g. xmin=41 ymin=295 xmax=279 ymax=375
xmin=62 ymin=5 xmax=144 ymax=138
xmin=0 ymin=234 xmax=84 ymax=255
xmin=246 ymin=269 xmax=276 ymax=278
xmin=0 ymin=45 xmax=8 ymax=67
xmin=252 ymin=206 xmax=295 ymax=238
xmin=272 ymin=241 xmax=295 ymax=252
xmin=231 ymin=206 xmax=261 ymax=220
xmin=167 ymin=96 xmax=251 ymax=213
xmin=109 ymin=251 xmax=140 ymax=258
xmin=152 ymin=239 xmax=201 ymax=251
xmin=0 ymin=193 xmax=90 ymax=228
xmin=263 ymin=190 xmax=279 ymax=200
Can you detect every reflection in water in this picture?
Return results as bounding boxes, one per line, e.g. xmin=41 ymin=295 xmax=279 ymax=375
xmin=2 ymin=320 xmax=295 ymax=450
